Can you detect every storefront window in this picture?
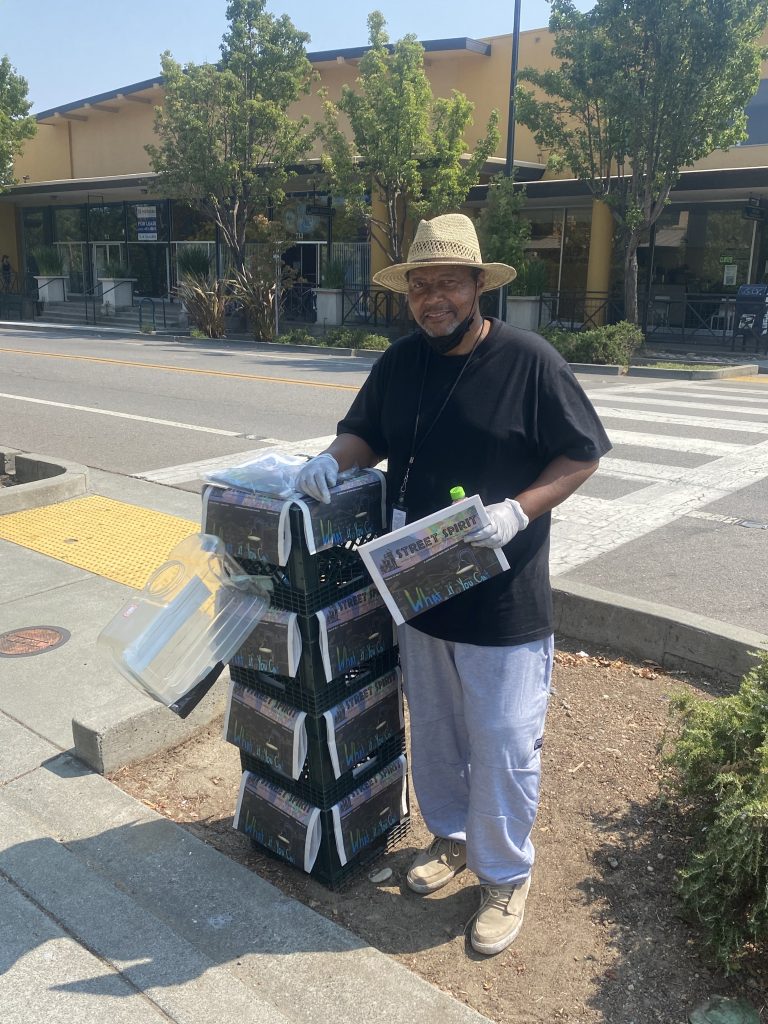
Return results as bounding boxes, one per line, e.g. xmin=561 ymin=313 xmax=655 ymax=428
xmin=53 ymin=207 xmax=86 ymax=242
xmin=523 ymin=209 xmax=562 ymax=292
xmin=127 ymin=201 xmax=169 ymax=243
xmin=278 ymin=196 xmax=330 ymax=242
xmin=171 ymin=203 xmax=216 ymax=242
xmin=560 ymin=207 xmax=592 ymax=293
xmin=88 ymin=204 xmax=125 ymax=242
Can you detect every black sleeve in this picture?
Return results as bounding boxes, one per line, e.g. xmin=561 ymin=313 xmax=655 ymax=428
xmin=336 ymin=353 xmax=389 ymax=458
xmin=534 ymin=362 xmax=613 ymax=463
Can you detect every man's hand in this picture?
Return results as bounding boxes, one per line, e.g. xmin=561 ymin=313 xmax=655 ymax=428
xmin=295 ymin=453 xmax=339 ymax=504
xmin=466 ymin=499 xmax=529 ymax=549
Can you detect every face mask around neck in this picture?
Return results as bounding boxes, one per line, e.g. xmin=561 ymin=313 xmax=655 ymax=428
xmin=421 ymin=311 xmax=477 ymax=355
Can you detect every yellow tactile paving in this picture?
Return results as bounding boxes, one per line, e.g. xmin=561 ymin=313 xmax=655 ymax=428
xmin=726 ymin=375 xmax=768 ymax=383
xmin=0 ymin=496 xmax=198 ymax=588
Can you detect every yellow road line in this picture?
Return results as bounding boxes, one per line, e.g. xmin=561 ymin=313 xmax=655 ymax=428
xmin=0 ymin=496 xmax=198 ymax=588
xmin=0 ymin=346 xmax=360 ymax=391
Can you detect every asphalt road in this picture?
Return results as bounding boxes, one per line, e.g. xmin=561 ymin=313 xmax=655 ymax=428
xmin=2 ymin=325 xmax=767 ymax=635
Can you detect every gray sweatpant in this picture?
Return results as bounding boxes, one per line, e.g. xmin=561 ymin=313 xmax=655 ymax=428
xmin=398 ymin=624 xmax=554 ymax=886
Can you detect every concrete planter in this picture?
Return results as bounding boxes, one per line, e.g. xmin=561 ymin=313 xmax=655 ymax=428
xmin=98 ymin=277 xmax=136 ymax=313
xmin=315 ymin=288 xmax=343 ymax=326
xmin=34 ymin=275 xmax=67 ymax=303
xmin=506 ymin=295 xmax=541 ymax=331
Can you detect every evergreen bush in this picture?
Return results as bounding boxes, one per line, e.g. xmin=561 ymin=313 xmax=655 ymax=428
xmin=542 ymin=321 xmax=643 ymax=366
xmin=663 ymin=652 xmax=768 ymax=970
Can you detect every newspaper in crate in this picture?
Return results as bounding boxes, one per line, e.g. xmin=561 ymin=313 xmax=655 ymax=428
xmin=323 ymin=668 xmax=404 ymax=779
xmin=331 ymin=754 xmax=408 ymax=866
xmin=317 ymin=583 xmax=395 ymax=681
xmin=223 ymin=680 xmax=308 ymax=779
xmin=293 ymin=468 xmax=386 ymax=555
xmin=230 ymin=607 xmax=301 ymax=678
xmin=201 ymin=484 xmax=293 ymax=566
xmin=357 ymin=495 xmax=509 ymax=626
xmin=234 ymin=771 xmax=321 ymax=873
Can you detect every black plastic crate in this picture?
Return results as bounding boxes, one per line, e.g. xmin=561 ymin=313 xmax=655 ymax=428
xmin=242 ymin=543 xmax=371 ymax=615
xmin=236 ymin=759 xmax=411 ymax=890
xmin=229 ymin=648 xmax=399 ymax=715
xmin=241 ymin=729 xmax=406 ymax=810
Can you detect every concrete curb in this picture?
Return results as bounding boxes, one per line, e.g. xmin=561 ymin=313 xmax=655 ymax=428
xmin=627 ymin=363 xmax=758 ymax=380
xmin=553 ymin=579 xmax=768 ymax=686
xmin=71 ymin=674 xmax=229 ymax=775
xmin=0 ymin=449 xmax=89 ymax=513
xmin=567 ymin=362 xmax=623 ymax=375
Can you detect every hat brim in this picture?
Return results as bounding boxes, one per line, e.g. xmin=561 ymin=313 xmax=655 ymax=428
xmin=372 ymin=259 xmax=517 ymax=294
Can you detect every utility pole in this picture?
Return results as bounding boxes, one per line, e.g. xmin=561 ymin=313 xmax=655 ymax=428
xmin=500 ymin=0 xmax=522 ymax=320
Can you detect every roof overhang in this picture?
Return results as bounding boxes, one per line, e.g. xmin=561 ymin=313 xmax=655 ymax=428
xmin=0 ymin=173 xmax=159 ymax=206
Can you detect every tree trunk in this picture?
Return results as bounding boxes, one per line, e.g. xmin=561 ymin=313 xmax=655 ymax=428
xmin=623 ymin=234 xmax=640 ymax=325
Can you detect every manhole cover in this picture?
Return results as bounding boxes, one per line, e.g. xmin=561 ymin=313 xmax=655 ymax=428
xmin=0 ymin=626 xmax=71 ymax=657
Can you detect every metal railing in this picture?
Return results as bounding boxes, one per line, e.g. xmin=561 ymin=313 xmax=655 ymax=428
xmin=341 ymin=287 xmax=408 ymax=327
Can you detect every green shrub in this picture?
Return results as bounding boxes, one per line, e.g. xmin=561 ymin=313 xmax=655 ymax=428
xmin=320 ymin=258 xmax=347 ymax=289
xmin=275 ymin=328 xmax=322 ymax=346
xmin=31 ymin=245 xmax=65 ymax=276
xmin=177 ymin=246 xmax=212 ymax=279
xmin=324 ymin=327 xmax=390 ymax=351
xmin=542 ymin=320 xmax=643 ymax=366
xmin=663 ymin=652 xmax=768 ymax=970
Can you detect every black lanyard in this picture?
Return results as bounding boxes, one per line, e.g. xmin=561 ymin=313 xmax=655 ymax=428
xmin=397 ymin=325 xmax=483 ymax=507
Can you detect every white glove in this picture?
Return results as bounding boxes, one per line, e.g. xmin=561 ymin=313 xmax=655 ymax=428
xmin=466 ymin=499 xmax=529 ymax=549
xmin=295 ymin=453 xmax=339 ymax=504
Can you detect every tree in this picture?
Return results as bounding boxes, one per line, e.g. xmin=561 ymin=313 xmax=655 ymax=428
xmin=146 ymin=0 xmax=315 ymax=272
xmin=0 ymin=56 xmax=36 ymax=189
xmin=321 ymin=11 xmax=500 ymax=265
xmin=516 ymin=0 xmax=768 ymax=322
xmin=475 ymin=174 xmax=533 ymax=291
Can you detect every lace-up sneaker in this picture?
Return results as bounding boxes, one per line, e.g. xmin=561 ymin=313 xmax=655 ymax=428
xmin=406 ymin=837 xmax=467 ymax=894
xmin=470 ymin=876 xmax=531 ymax=955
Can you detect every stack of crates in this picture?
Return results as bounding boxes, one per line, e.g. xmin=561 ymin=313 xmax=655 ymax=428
xmin=202 ymin=469 xmax=410 ymax=887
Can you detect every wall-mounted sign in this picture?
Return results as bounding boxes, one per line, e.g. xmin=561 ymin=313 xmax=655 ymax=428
xmin=723 ymin=264 xmax=738 ymax=287
xmin=719 ymin=255 xmax=737 ymax=265
xmin=136 ymin=204 xmax=158 ymax=241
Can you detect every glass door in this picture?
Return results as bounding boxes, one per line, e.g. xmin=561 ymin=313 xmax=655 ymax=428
xmin=92 ymin=243 xmax=126 ymax=289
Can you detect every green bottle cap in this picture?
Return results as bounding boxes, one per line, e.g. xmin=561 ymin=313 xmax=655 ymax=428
xmin=449 ymin=486 xmax=466 ymax=502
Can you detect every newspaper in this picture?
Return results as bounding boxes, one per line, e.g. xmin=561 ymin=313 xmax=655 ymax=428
xmin=293 ymin=468 xmax=386 ymax=554
xmin=316 ymin=583 xmax=395 ymax=682
xmin=202 ymin=484 xmax=293 ymax=565
xmin=323 ymin=668 xmax=403 ymax=779
xmin=357 ymin=495 xmax=509 ymax=625
xmin=234 ymin=771 xmax=321 ymax=873
xmin=331 ymin=754 xmax=408 ymax=866
xmin=230 ymin=607 xmax=301 ymax=678
xmin=223 ymin=680 xmax=307 ymax=779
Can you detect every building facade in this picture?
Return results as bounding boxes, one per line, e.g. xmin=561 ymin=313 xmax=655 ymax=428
xmin=3 ymin=26 xmax=768 ymax=334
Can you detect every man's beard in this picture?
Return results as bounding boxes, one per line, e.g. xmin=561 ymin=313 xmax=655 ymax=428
xmin=419 ymin=310 xmax=475 ymax=355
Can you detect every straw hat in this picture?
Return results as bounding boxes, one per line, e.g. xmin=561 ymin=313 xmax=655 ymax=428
xmin=372 ymin=213 xmax=517 ymax=294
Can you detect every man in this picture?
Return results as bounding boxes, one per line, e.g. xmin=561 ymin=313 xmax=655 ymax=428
xmin=296 ymin=214 xmax=611 ymax=955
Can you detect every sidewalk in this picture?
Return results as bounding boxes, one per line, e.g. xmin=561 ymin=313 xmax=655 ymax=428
xmin=1 ymin=454 xmax=766 ymax=1024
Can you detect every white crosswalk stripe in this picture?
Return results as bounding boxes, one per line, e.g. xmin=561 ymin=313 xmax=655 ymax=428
xmin=590 ymin=394 xmax=768 ymax=417
xmin=603 ymin=429 xmax=746 ymax=455
xmin=590 ymin=405 xmax=768 ymax=433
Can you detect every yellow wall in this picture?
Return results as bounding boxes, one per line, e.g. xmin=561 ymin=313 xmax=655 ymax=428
xmin=11 ymin=26 xmax=768 ymax=186
xmin=15 ymin=122 xmax=72 ymax=182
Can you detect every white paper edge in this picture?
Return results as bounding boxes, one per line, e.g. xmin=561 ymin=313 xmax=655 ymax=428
xmin=398 ymin=753 xmax=409 ymax=817
xmin=365 ymin=466 xmax=387 ymax=526
xmin=290 ymin=496 xmax=316 ymax=556
xmin=293 ymin=711 xmax=308 ymax=780
xmin=323 ymin=708 xmax=341 ymax=779
xmin=278 ymin=500 xmax=294 ymax=565
xmin=201 ymin=484 xmax=212 ymax=531
xmin=331 ymin=803 xmax=347 ymax=866
xmin=288 ymin=612 xmax=301 ymax=677
xmin=316 ymin=609 xmax=333 ymax=682
xmin=396 ymin=671 xmax=405 ymax=729
xmin=305 ymin=807 xmax=321 ymax=872
xmin=232 ymin=770 xmax=250 ymax=830
xmin=222 ymin=677 xmax=236 ymax=742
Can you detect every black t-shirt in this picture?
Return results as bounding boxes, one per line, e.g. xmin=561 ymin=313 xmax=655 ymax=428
xmin=338 ymin=318 xmax=612 ymax=646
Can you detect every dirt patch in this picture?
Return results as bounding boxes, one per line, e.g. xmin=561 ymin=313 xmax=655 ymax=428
xmin=0 ymin=473 xmax=17 ymax=487
xmin=110 ymin=644 xmax=767 ymax=1024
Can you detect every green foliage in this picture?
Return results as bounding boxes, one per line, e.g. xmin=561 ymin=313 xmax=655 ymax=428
xmin=542 ymin=320 xmax=643 ymax=365
xmin=229 ymin=216 xmax=300 ymax=341
xmin=516 ymin=0 xmax=768 ymax=321
xmin=321 ymin=10 xmax=500 ymax=264
xmin=663 ymin=653 xmax=768 ymax=969
xmin=175 ymin=276 xmax=227 ymax=338
xmin=320 ymin=258 xmax=346 ymax=289
xmin=146 ymin=0 xmax=315 ymax=271
xmin=31 ymin=246 xmax=64 ymax=276
xmin=177 ymin=246 xmax=212 ymax=279
xmin=0 ymin=56 xmax=36 ymax=190
xmin=511 ymin=259 xmax=550 ymax=297
xmin=100 ymin=260 xmax=130 ymax=278
xmin=274 ymin=328 xmax=317 ymax=345
xmin=325 ymin=327 xmax=390 ymax=350
xmin=476 ymin=174 xmax=531 ymax=270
